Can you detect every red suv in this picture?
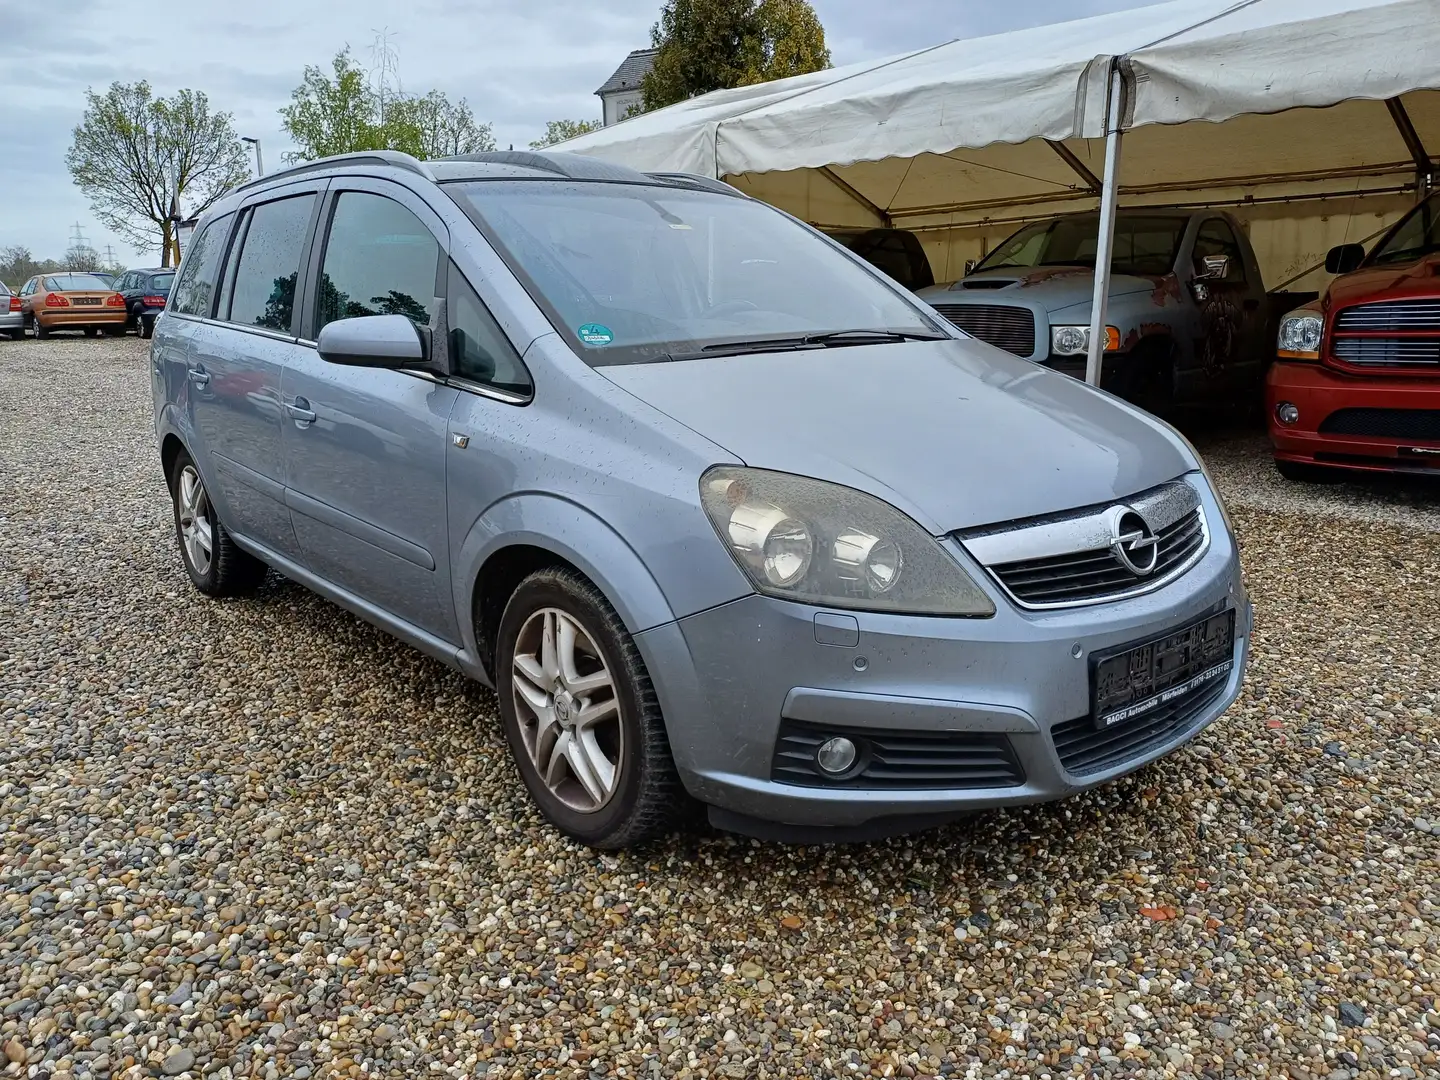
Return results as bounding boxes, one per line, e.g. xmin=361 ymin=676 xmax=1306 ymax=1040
xmin=1268 ymin=193 xmax=1440 ymax=481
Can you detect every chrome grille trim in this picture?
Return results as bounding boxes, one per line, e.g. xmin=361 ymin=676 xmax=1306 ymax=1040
xmin=929 ymin=303 xmax=1036 ymax=357
xmin=1331 ymin=339 xmax=1440 ymax=366
xmin=958 ymin=480 xmax=1210 ymax=611
xmin=1334 ymin=299 xmax=1440 ymax=332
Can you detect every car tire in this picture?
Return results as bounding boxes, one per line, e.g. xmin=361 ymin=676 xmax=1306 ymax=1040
xmin=83 ymin=327 xmax=99 ymax=338
xmin=1275 ymin=460 xmax=1343 ymax=484
xmin=34 ymin=318 xmax=49 ymax=339
xmin=495 ymin=566 xmax=689 ymax=849
xmin=140 ymin=316 xmax=155 ymax=340
xmin=6 ymin=329 xmax=21 ymax=341
xmin=103 ymin=326 xmax=124 ymax=337
xmin=167 ymin=449 xmax=267 ymax=597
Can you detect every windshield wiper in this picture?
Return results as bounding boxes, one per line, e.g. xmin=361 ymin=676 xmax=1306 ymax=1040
xmin=667 ymin=328 xmax=947 ymax=361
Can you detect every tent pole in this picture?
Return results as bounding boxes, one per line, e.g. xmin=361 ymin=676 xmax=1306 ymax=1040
xmin=1085 ymin=63 xmax=1127 ymax=387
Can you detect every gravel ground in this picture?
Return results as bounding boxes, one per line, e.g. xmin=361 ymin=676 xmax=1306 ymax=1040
xmin=2 ymin=335 xmax=1439 ymax=1080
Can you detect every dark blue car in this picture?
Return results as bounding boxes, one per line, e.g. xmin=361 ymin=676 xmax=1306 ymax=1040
xmin=115 ymin=268 xmax=175 ymax=338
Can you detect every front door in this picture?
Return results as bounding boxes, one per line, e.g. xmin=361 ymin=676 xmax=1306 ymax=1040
xmin=280 ymin=181 xmax=460 ymax=643
xmin=1191 ymin=217 xmax=1268 ymax=396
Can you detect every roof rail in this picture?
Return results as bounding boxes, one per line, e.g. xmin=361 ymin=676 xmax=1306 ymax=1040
xmin=231 ymin=150 xmax=435 ymax=195
xmin=438 ymin=150 xmax=650 ymax=183
xmin=645 ymin=172 xmax=743 ymax=197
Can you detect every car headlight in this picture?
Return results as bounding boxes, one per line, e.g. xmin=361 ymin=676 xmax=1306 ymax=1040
xmin=1051 ymin=325 xmax=1121 ymax=356
xmin=1277 ymin=308 xmax=1323 ymax=360
xmin=700 ymin=467 xmax=995 ymax=616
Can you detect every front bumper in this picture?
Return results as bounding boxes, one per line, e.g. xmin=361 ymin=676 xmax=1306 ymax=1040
xmin=637 ymin=481 xmax=1249 ymax=837
xmin=1268 ymin=360 xmax=1440 ymax=473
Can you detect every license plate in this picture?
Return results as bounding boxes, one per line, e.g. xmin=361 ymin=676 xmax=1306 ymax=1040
xmin=1092 ymin=609 xmax=1235 ymax=730
xmin=73 ymin=297 xmax=101 ymax=306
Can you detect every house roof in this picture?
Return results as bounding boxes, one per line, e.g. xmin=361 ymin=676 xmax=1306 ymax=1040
xmin=595 ymin=49 xmax=657 ymax=97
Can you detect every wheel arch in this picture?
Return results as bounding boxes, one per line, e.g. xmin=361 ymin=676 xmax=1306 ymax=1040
xmin=455 ymin=494 xmax=679 ymax=684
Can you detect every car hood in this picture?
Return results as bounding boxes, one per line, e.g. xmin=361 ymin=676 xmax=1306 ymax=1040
xmin=599 ymin=340 xmax=1196 ymax=534
xmin=918 ymin=267 xmax=1162 ymax=312
xmin=1326 ymin=252 xmax=1440 ymax=308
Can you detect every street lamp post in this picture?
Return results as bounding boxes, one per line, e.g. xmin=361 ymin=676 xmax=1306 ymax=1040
xmin=241 ymin=137 xmax=264 ymax=178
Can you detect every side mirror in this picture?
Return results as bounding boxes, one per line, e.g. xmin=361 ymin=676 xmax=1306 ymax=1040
xmin=963 ymin=259 xmax=978 ymax=276
xmin=1197 ymin=254 xmax=1230 ymax=280
xmin=317 ymin=314 xmax=428 ymax=368
xmin=1325 ymin=243 xmax=1365 ymax=275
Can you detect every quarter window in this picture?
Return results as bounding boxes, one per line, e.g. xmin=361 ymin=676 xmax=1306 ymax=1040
xmin=226 ymin=195 xmax=314 ymax=333
xmin=170 ymin=214 xmax=234 ymax=317
xmin=448 ymin=265 xmax=531 ymax=397
xmin=316 ymin=192 xmax=439 ymax=334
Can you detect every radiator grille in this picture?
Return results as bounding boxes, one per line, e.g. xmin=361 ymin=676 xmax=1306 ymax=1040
xmin=1051 ymin=678 xmax=1228 ymax=776
xmin=1334 ymin=299 xmax=1440 ymax=332
xmin=1317 ymin=408 xmax=1440 ymax=440
xmin=988 ymin=509 xmax=1205 ymax=607
xmin=1331 ymin=339 xmax=1440 ymax=367
xmin=929 ymin=304 xmax=1036 ymax=357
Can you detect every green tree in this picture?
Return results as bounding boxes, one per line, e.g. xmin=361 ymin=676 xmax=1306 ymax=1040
xmin=388 ymin=91 xmax=496 ymax=158
xmin=642 ymin=0 xmax=830 ymax=111
xmin=66 ymin=82 xmax=250 ymax=267
xmin=281 ymin=45 xmax=498 ymax=162
xmin=63 ymin=246 xmax=102 ymax=273
xmin=279 ymin=49 xmax=384 ymax=162
xmin=0 ymin=246 xmax=65 ymax=288
xmin=529 ymin=119 xmax=602 ymax=149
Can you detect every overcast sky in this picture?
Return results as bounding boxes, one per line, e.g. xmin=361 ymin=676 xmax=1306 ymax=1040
xmin=1 ymin=0 xmax=1154 ymax=268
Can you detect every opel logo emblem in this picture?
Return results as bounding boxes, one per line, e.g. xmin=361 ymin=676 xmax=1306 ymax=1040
xmin=1111 ymin=510 xmax=1160 ymax=576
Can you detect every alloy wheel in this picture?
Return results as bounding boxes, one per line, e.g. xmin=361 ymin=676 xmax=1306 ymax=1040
xmin=511 ymin=607 xmax=623 ymax=813
xmin=177 ymin=465 xmax=214 ymax=577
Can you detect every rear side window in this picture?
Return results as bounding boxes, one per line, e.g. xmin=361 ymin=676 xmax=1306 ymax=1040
xmin=316 ymin=192 xmax=439 ymax=333
xmin=448 ymin=265 xmax=531 ymax=398
xmin=226 ymin=195 xmax=314 ymax=333
xmin=171 ymin=214 xmax=233 ymax=317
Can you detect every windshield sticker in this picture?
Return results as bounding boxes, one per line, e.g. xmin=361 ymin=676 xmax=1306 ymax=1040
xmin=578 ymin=323 xmax=614 ymax=346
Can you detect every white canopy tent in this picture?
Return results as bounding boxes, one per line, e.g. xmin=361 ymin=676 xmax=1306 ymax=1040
xmin=562 ymin=0 xmax=1440 ymax=382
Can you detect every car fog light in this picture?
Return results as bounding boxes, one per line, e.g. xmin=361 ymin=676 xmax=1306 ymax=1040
xmin=1276 ymin=402 xmax=1300 ymax=426
xmin=816 ymin=737 xmax=858 ymax=775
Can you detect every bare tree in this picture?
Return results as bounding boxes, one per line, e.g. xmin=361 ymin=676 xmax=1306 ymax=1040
xmin=66 ymin=82 xmax=251 ymax=267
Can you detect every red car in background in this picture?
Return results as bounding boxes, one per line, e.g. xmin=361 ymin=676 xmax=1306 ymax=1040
xmin=1268 ymin=192 xmax=1440 ymax=481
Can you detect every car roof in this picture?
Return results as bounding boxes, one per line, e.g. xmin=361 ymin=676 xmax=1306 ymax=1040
xmin=216 ymin=149 xmax=741 ymax=212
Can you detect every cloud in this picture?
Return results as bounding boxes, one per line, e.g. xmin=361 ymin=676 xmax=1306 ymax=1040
xmin=0 ymin=0 xmax=1154 ymax=265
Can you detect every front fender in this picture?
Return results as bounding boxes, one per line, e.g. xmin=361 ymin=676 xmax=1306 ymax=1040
xmin=452 ymin=492 xmax=688 ymax=677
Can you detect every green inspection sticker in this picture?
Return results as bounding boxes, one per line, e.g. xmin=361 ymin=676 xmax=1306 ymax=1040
xmin=578 ymin=323 xmax=614 ymax=346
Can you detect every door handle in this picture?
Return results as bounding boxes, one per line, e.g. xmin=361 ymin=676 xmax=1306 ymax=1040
xmin=286 ymin=397 xmax=317 ymax=424
xmin=186 ymin=366 xmax=210 ymax=387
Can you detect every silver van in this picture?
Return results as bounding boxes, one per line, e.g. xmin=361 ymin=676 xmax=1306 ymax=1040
xmin=153 ymin=150 xmax=1250 ymax=847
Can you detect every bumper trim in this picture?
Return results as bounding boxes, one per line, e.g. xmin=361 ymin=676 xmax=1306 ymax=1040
xmin=782 ymin=686 xmax=1039 ymax=733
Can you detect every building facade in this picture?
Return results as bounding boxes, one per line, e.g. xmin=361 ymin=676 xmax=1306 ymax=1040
xmin=596 ymin=49 xmax=656 ymax=127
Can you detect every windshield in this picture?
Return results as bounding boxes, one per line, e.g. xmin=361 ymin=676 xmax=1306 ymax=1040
xmin=975 ymin=214 xmax=1189 ymax=277
xmin=446 ymin=181 xmax=938 ymax=365
xmin=1368 ymin=196 xmax=1440 ymax=266
xmin=45 ymin=274 xmax=112 ymax=291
